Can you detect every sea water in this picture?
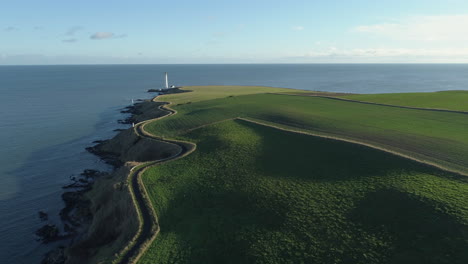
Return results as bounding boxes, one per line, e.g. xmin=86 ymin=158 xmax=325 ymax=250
xmin=1 ymin=64 xmax=467 ymax=263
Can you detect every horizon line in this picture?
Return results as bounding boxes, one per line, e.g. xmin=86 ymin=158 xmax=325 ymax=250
xmin=2 ymin=62 xmax=468 ymax=66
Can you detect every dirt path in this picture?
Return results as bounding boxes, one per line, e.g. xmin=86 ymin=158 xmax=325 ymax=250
xmin=115 ymin=100 xmax=195 ymax=264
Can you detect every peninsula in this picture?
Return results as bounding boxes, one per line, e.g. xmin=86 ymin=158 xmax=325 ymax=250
xmin=48 ymin=86 xmax=468 ymax=264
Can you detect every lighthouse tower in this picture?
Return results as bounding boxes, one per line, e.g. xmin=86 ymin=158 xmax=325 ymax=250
xmin=165 ymin=72 xmax=169 ymax=89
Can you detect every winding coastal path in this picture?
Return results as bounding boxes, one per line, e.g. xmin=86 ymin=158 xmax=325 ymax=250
xmin=115 ymin=100 xmax=196 ymax=264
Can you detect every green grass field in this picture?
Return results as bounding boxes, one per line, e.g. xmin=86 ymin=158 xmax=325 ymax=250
xmin=137 ymin=86 xmax=468 ymax=263
xmin=140 ymin=119 xmax=468 ymax=264
xmin=147 ymin=92 xmax=468 ymax=175
xmin=341 ymin=90 xmax=468 ymax=112
xmin=159 ymin=85 xmax=304 ymax=105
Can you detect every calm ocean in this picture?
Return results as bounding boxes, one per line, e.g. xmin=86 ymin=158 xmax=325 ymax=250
xmin=1 ymin=64 xmax=467 ymax=263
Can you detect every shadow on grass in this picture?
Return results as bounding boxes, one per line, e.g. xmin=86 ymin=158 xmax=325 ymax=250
xmin=238 ymin=119 xmax=433 ymax=182
xmin=143 ymin=119 xmax=467 ymax=263
xmin=155 ymin=184 xmax=289 ymax=263
xmin=349 ymin=189 xmax=468 ymax=264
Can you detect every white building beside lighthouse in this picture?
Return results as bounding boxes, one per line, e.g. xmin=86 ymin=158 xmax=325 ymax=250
xmin=156 ymin=72 xmax=175 ymax=91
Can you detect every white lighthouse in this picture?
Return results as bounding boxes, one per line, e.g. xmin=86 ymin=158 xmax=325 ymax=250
xmin=165 ymin=72 xmax=169 ymax=89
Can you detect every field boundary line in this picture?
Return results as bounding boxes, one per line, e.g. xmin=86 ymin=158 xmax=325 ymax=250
xmin=237 ymin=117 xmax=468 ymax=178
xmin=272 ymin=93 xmax=468 ymax=115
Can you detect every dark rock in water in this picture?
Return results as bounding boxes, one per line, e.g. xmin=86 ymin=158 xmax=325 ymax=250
xmin=41 ymin=246 xmax=67 ymax=264
xmin=120 ymin=105 xmax=142 ymax=115
xmin=86 ymin=146 xmax=123 ymax=167
xmin=39 ymin=211 xmax=48 ymax=221
xmin=113 ymin=128 xmax=126 ymax=132
xmin=85 ymin=146 xmax=96 ymax=154
xmin=117 ymin=117 xmax=135 ymax=124
xmin=78 ymin=178 xmax=88 ymax=184
xmin=60 ymin=191 xmax=92 ymax=227
xmin=62 ymin=182 xmax=89 ymax=189
xmin=62 ymin=191 xmax=82 ymax=204
xmin=36 ymin=224 xmax=60 ymax=243
xmin=64 ymin=223 xmax=76 ymax=234
xmin=81 ymin=169 xmax=104 ymax=178
xmin=92 ymin=140 xmax=107 ymax=144
xmin=60 ymin=192 xmax=82 ymax=226
xmin=63 ymin=169 xmax=108 ymax=189
xmin=147 ymin=88 xmax=160 ymax=92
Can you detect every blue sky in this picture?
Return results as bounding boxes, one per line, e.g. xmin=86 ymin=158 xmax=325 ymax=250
xmin=2 ymin=0 xmax=468 ymax=64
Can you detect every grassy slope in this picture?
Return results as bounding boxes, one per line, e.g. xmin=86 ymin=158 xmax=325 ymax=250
xmin=140 ymin=119 xmax=468 ymax=264
xmin=158 ymin=85 xmax=305 ymax=105
xmin=147 ymin=93 xmax=468 ymax=174
xmin=341 ymin=90 xmax=468 ymax=112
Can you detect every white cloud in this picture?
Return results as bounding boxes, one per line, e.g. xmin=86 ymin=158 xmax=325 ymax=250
xmin=90 ymin=32 xmax=126 ymax=40
xmin=62 ymin=38 xmax=78 ymax=43
xmin=4 ymin=26 xmax=18 ymax=31
xmin=295 ymin=46 xmax=468 ymax=63
xmin=292 ymin=26 xmax=304 ymax=31
xmin=354 ymin=15 xmax=468 ymax=42
xmin=212 ymin=32 xmax=226 ymax=38
xmin=90 ymin=32 xmax=114 ymax=39
xmin=65 ymin=26 xmax=83 ymax=36
xmin=304 ymin=47 xmax=468 ymax=57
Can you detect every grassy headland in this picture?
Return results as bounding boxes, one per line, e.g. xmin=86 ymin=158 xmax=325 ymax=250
xmin=158 ymin=85 xmax=307 ymax=105
xmin=130 ymin=86 xmax=468 ymax=263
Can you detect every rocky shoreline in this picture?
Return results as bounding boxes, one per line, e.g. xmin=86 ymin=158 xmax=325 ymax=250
xmin=39 ymin=99 xmax=160 ymax=264
xmin=39 ymin=88 xmax=190 ymax=264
